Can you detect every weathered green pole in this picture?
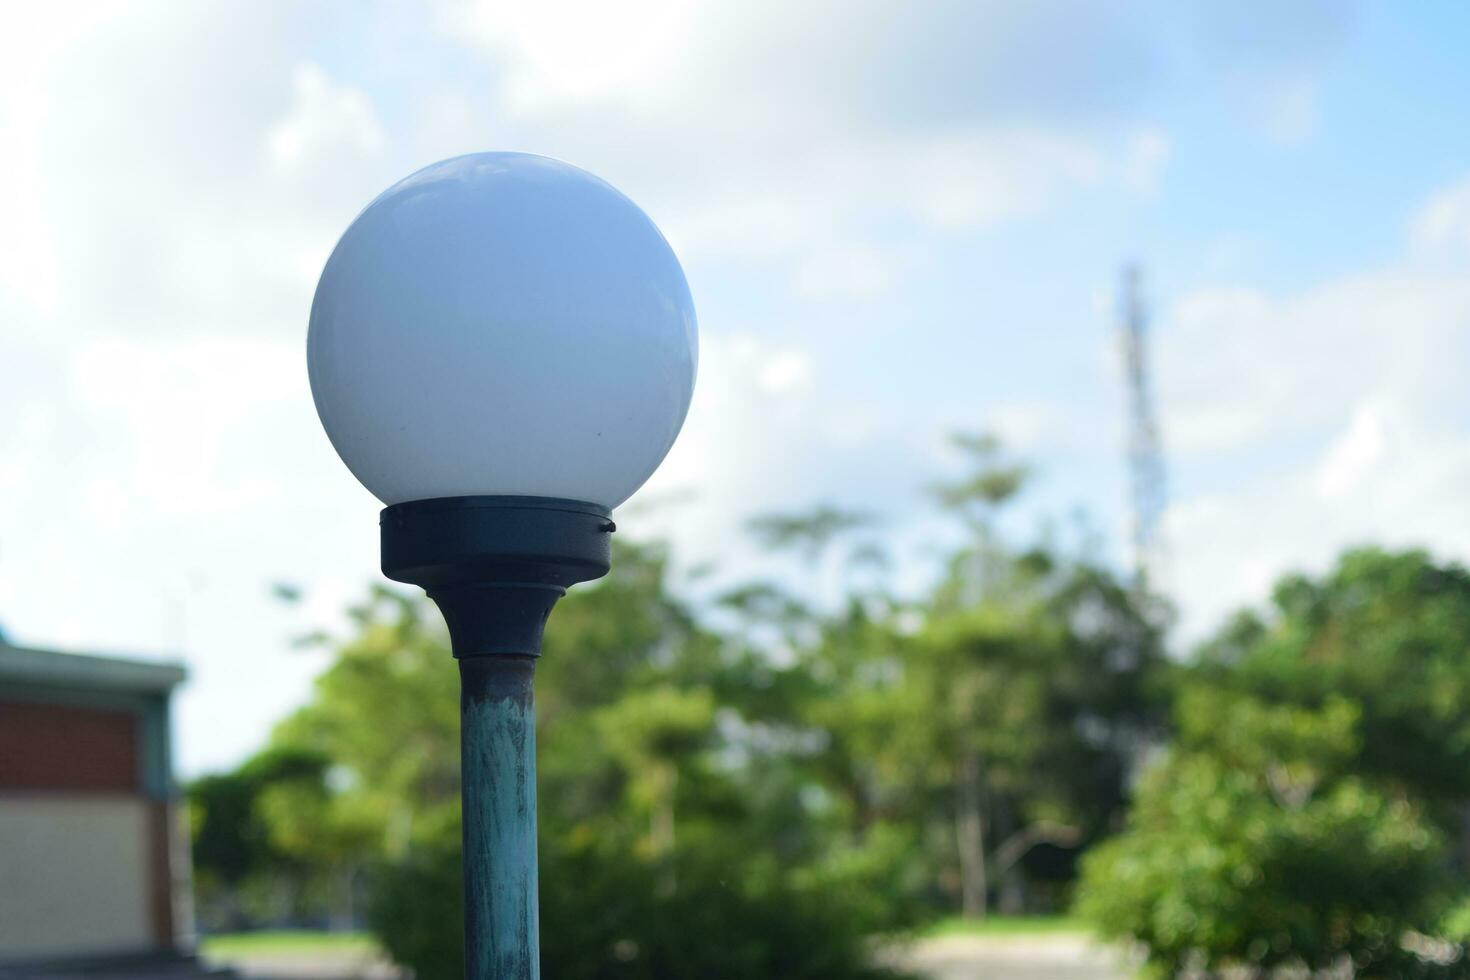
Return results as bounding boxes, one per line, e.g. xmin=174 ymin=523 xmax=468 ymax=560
xmin=379 ymin=497 xmax=613 ymax=980
xmin=460 ymin=655 xmax=540 ymax=979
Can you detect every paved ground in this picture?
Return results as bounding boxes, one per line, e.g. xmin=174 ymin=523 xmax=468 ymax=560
xmin=218 ymin=934 xmax=1129 ymax=980
xmin=214 ymin=951 xmax=402 ymax=980
xmin=890 ymin=935 xmax=1130 ymax=980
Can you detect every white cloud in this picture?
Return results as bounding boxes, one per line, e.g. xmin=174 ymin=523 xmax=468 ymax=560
xmin=1411 ymin=174 xmax=1470 ymax=255
xmin=0 ymin=3 xmax=393 ymax=774
xmin=2 ymin=8 xmax=399 ymax=341
xmin=901 ymin=128 xmax=1107 ymax=229
xmin=0 ymin=4 xmax=129 ymax=312
xmin=633 ymin=331 xmax=924 ymax=594
xmin=267 ymin=63 xmax=387 ymax=174
xmin=430 ymin=0 xmax=1179 ymax=300
xmin=793 ymin=242 xmax=899 ymax=298
xmin=1158 ymin=272 xmax=1470 ymax=456
xmin=1313 ymin=400 xmax=1387 ymax=500
xmin=988 ymin=402 xmax=1070 ymax=452
xmin=439 ymin=0 xmax=697 ymax=112
xmin=0 ymin=0 xmax=1397 ymax=774
xmin=1168 ymin=398 xmax=1470 ymax=639
xmin=758 ymin=350 xmax=813 ymax=393
xmin=596 ymin=121 xmax=1142 ymax=301
xmin=70 ymin=337 xmax=303 ymax=518
xmin=1121 ymin=127 xmax=1172 ymax=196
xmin=1158 ymin=175 xmax=1470 ymax=640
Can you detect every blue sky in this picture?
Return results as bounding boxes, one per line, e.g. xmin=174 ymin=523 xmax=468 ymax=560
xmin=2 ymin=1 xmax=1469 ymax=774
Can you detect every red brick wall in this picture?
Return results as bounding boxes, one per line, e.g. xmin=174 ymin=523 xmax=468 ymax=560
xmin=0 ymin=700 xmax=139 ymax=793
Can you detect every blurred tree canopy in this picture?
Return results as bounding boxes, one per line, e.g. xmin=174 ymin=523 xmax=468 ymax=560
xmin=1080 ymin=547 xmax=1470 ymax=977
xmin=181 ymin=432 xmax=1322 ymax=977
xmin=189 ymin=744 xmax=338 ymax=929
xmin=188 ymin=433 xmax=1470 ymax=979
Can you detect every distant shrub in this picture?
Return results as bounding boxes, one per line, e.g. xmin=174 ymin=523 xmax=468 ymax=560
xmin=367 ymin=843 xmax=464 ymax=980
xmin=367 ymin=828 xmax=908 ymax=980
xmin=1077 ymin=689 xmax=1451 ymax=976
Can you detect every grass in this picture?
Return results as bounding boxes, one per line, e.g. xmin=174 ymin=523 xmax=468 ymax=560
xmin=199 ymin=930 xmax=380 ymax=958
xmin=920 ymin=915 xmax=1088 ymax=938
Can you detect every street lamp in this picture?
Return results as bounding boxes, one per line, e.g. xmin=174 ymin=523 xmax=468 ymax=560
xmin=306 ymin=152 xmax=697 ymax=979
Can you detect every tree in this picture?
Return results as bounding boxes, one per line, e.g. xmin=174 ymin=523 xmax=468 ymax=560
xmin=1080 ymin=548 xmax=1470 ymax=975
xmin=908 ymin=433 xmax=1164 ymax=919
xmin=253 ymin=539 xmax=910 ymax=979
xmin=1205 ymin=548 xmax=1470 ymax=806
xmin=929 ymin=432 xmax=1029 ymax=607
xmin=190 ymin=434 xmax=1167 ymax=963
xmin=188 ymin=745 xmax=335 ymax=930
xmin=595 ymin=685 xmax=717 ymax=884
xmin=921 ymin=431 xmax=1033 ymax=918
xmin=269 ymin=585 xmax=462 ymax=859
xmin=904 ymin=566 xmax=1163 ymax=920
xmin=746 ymin=506 xmax=878 ymax=568
xmin=1079 ymin=687 xmax=1448 ymax=977
xmin=728 ymin=444 xmax=1164 ymax=923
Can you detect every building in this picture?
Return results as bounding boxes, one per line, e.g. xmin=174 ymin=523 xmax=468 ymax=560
xmin=0 ymin=641 xmax=196 ymax=973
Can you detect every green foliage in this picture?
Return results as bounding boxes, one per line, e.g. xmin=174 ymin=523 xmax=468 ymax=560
xmin=188 ymin=435 xmax=1170 ymax=973
xmin=1080 ymin=691 xmax=1445 ymax=975
xmin=896 ymin=557 xmax=1164 ymax=916
xmin=1080 ymin=548 xmax=1470 ymax=976
xmin=266 ymin=539 xmax=920 ymax=978
xmin=191 ymin=745 xmax=330 ymax=882
xmin=745 ymin=505 xmax=877 ymax=566
xmin=189 ymin=745 xmax=337 ymax=929
xmin=1218 ymin=548 xmax=1470 ymax=802
xmin=366 ymin=838 xmax=464 ymax=980
xmin=368 ymin=823 xmax=907 ymax=980
xmin=928 ymin=432 xmax=1030 ymax=520
xmin=542 ymin=840 xmax=904 ymax=980
xmin=272 ymin=585 xmax=462 ymax=839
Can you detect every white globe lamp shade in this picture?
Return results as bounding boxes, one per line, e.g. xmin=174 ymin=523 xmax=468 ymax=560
xmin=307 ymin=152 xmax=698 ymax=509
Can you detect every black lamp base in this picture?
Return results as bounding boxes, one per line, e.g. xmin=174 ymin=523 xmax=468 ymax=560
xmin=380 ymin=495 xmax=614 ymax=658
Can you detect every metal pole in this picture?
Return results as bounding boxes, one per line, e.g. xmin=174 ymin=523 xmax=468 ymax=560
xmin=460 ymin=655 xmax=540 ymax=980
xmin=380 ymin=497 xmax=614 ymax=980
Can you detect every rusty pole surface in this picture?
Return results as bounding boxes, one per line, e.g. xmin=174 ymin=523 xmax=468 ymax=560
xmin=460 ymin=655 xmax=540 ymax=980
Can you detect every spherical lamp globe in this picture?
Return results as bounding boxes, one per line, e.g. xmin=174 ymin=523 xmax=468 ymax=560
xmin=307 ymin=152 xmax=698 ymax=509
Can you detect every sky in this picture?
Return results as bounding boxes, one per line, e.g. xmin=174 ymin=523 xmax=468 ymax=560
xmin=2 ymin=1 xmax=1469 ymax=776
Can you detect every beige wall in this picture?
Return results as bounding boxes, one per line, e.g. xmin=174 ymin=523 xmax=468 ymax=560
xmin=0 ymin=796 xmax=152 ymax=958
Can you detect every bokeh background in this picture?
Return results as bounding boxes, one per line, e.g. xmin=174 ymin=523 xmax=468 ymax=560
xmin=4 ymin=2 xmax=1470 ymax=978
